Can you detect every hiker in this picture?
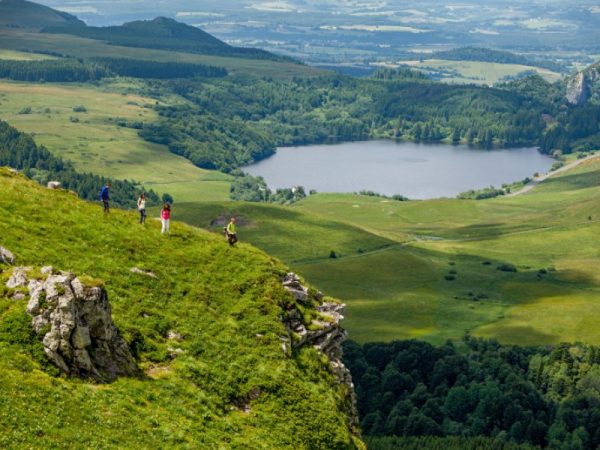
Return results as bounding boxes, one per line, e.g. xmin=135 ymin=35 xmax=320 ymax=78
xmin=225 ymin=217 xmax=238 ymax=246
xmin=161 ymin=202 xmax=171 ymax=235
xmin=100 ymin=182 xmax=111 ymax=213
xmin=137 ymin=193 xmax=147 ymax=224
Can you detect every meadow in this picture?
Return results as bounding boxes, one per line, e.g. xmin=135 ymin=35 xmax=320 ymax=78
xmin=401 ymin=59 xmax=562 ymax=85
xmin=0 ymin=80 xmax=231 ymax=202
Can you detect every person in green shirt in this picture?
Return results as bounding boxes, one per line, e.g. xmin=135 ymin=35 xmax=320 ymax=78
xmin=225 ymin=217 xmax=238 ymax=246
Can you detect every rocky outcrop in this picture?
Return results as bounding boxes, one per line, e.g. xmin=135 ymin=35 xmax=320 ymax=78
xmin=566 ymin=66 xmax=600 ymax=105
xmin=281 ymin=273 xmax=360 ymax=430
xmin=0 ymin=246 xmax=15 ymax=265
xmin=6 ymin=265 xmax=139 ymax=382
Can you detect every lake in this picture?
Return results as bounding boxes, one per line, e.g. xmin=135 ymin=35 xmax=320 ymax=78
xmin=243 ymin=141 xmax=554 ymax=199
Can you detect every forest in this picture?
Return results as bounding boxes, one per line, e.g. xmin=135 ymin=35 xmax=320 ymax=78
xmin=343 ymin=338 xmax=600 ymax=449
xmin=0 ymin=58 xmax=226 ymax=82
xmin=0 ymin=120 xmax=158 ymax=207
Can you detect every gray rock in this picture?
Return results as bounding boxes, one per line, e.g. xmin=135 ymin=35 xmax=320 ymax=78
xmin=280 ymin=272 xmax=359 ymax=430
xmin=130 ymin=267 xmax=158 ymax=278
xmin=47 ymin=181 xmax=61 ymax=190
xmin=6 ymin=266 xmax=139 ymax=382
xmin=7 ymin=267 xmax=30 ymax=288
xmin=0 ymin=246 xmax=15 ymax=265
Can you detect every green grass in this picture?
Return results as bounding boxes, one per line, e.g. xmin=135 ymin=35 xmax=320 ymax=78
xmin=0 ymin=49 xmax=57 ymax=61
xmin=401 ymin=59 xmax=562 ymax=85
xmin=172 ymin=201 xmax=396 ymax=264
xmin=287 ymin=157 xmax=600 ymax=344
xmin=0 ymin=168 xmax=361 ymax=449
xmin=0 ymin=80 xmax=231 ymax=202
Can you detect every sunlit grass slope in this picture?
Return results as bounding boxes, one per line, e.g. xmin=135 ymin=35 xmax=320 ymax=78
xmin=0 ymin=80 xmax=231 ymax=202
xmin=0 ymin=169 xmax=360 ymax=449
xmin=290 ymin=157 xmax=600 ymax=344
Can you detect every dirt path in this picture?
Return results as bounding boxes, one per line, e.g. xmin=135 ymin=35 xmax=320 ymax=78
xmin=507 ymin=153 xmax=600 ymax=197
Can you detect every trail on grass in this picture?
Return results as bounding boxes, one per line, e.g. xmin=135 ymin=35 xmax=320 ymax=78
xmin=507 ymin=152 xmax=600 ymax=197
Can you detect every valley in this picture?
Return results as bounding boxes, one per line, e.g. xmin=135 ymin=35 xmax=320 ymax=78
xmin=2 ymin=0 xmax=600 ymax=448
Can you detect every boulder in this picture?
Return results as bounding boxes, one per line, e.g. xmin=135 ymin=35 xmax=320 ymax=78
xmin=6 ymin=267 xmax=139 ymax=382
xmin=0 ymin=246 xmax=15 ymax=265
xmin=47 ymin=181 xmax=61 ymax=190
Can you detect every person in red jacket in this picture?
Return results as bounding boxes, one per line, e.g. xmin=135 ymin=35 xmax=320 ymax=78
xmin=161 ymin=202 xmax=171 ymax=235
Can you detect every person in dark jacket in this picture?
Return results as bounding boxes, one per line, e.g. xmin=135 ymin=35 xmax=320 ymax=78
xmin=100 ymin=182 xmax=111 ymax=213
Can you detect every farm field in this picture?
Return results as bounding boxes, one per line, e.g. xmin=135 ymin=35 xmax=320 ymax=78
xmin=399 ymin=59 xmax=562 ymax=84
xmin=0 ymin=80 xmax=231 ymax=202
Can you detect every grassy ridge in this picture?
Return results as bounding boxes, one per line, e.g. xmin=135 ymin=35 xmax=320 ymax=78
xmin=0 ymin=168 xmax=361 ymax=449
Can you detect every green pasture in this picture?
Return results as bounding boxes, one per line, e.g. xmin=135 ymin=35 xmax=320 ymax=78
xmin=402 ymin=59 xmax=562 ymax=85
xmin=0 ymin=49 xmax=57 ymax=61
xmin=0 ymin=80 xmax=231 ymax=202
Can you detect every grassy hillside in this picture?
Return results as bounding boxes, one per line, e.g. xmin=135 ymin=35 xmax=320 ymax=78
xmin=0 ymin=168 xmax=362 ymax=449
xmin=0 ymin=80 xmax=231 ymax=202
xmin=0 ymin=0 xmax=84 ymax=29
xmin=0 ymin=28 xmax=323 ymax=80
xmin=290 ymin=157 xmax=600 ymax=344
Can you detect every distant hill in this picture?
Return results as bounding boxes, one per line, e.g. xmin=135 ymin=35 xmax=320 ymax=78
xmin=43 ymin=16 xmax=286 ymax=61
xmin=430 ymin=47 xmax=564 ymax=73
xmin=0 ymin=0 xmax=84 ymax=30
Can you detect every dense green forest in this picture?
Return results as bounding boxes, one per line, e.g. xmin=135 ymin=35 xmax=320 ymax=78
xmin=0 ymin=59 xmax=108 ymax=82
xmin=366 ymin=436 xmax=537 ymax=450
xmin=0 ymin=58 xmax=227 ymax=82
xmin=344 ymin=338 xmax=600 ymax=449
xmin=0 ymin=120 xmax=158 ymax=207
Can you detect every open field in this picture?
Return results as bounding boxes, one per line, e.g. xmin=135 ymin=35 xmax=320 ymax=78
xmin=0 ymin=80 xmax=231 ymax=202
xmin=0 ymin=49 xmax=57 ymax=60
xmin=0 ymin=29 xmax=325 ymax=79
xmin=398 ymin=59 xmax=562 ymax=85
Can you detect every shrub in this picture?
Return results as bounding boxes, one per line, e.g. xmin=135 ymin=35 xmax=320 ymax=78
xmin=497 ymin=263 xmax=517 ymax=272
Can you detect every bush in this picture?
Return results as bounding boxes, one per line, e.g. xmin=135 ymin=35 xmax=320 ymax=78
xmin=497 ymin=263 xmax=517 ymax=272
xmin=18 ymin=107 xmax=32 ymax=115
xmin=72 ymin=105 xmax=87 ymax=113
xmin=329 ymin=250 xmax=338 ymax=259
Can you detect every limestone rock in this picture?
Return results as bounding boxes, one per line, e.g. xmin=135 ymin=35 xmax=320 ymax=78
xmin=7 ymin=267 xmax=30 ymax=288
xmin=0 ymin=246 xmax=16 ymax=265
xmin=566 ymin=67 xmax=600 ymax=106
xmin=6 ymin=267 xmax=139 ymax=382
xmin=281 ymin=272 xmax=359 ymax=430
xmin=130 ymin=267 xmax=157 ymax=278
xmin=47 ymin=181 xmax=61 ymax=190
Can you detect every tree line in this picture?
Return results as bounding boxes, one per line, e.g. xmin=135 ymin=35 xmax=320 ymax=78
xmin=0 ymin=120 xmax=158 ymax=208
xmin=0 ymin=58 xmax=227 ymax=82
xmin=343 ymin=337 xmax=600 ymax=449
